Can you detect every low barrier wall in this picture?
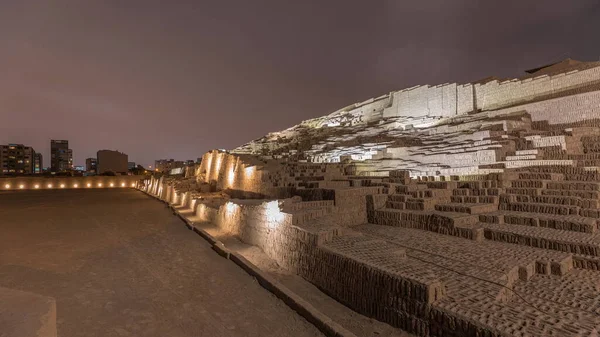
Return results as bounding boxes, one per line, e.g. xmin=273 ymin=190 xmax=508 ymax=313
xmin=0 ymin=175 xmax=144 ymax=190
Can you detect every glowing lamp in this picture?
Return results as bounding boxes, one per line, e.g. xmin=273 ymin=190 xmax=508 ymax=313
xmin=110 ymin=183 xmax=114 ymax=187
xmin=60 ymin=184 xmax=65 ymax=188
xmin=87 ymin=183 xmax=91 ymax=187
xmin=4 ymin=184 xmax=10 ymax=189
xmin=121 ymin=182 xmax=125 ymax=187
xmin=48 ymin=184 xmax=53 ymax=188
xmin=131 ymin=183 xmax=135 ymax=187
xmin=34 ymin=185 xmax=40 ymax=189
xmin=74 ymin=184 xmax=78 ymax=188
xmin=19 ymin=185 xmax=24 ymax=189
xmin=98 ymin=183 xmax=103 ymax=187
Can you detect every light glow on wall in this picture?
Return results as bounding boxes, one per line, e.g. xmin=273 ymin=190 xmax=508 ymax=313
xmin=74 ymin=184 xmax=78 ymax=188
xmin=121 ymin=182 xmax=125 ymax=187
xmin=60 ymin=184 xmax=65 ymax=188
xmin=48 ymin=184 xmax=53 ymax=188
xmin=87 ymin=183 xmax=91 ymax=187
xmin=98 ymin=183 xmax=103 ymax=187
xmin=228 ymin=167 xmax=235 ymax=187
xmin=110 ymin=183 xmax=114 ymax=187
xmin=225 ymin=201 xmax=238 ymax=215
xmin=265 ymin=201 xmax=285 ymax=228
xmin=4 ymin=184 xmax=10 ymax=189
xmin=34 ymin=184 xmax=39 ymax=189
xmin=131 ymin=183 xmax=136 ymax=187
xmin=19 ymin=184 xmax=24 ymax=189
xmin=216 ymin=154 xmax=222 ymax=174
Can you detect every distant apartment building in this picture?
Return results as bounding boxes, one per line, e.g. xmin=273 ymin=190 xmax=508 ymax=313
xmin=34 ymin=153 xmax=43 ymax=174
xmin=154 ymin=159 xmax=187 ymax=173
xmin=85 ymin=158 xmax=97 ymax=172
xmin=50 ymin=140 xmax=73 ymax=172
xmin=128 ymin=162 xmax=136 ymax=170
xmin=0 ymin=144 xmax=36 ymax=175
xmin=97 ymin=150 xmax=128 ymax=174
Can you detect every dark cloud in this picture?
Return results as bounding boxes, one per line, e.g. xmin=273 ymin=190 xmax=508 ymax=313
xmin=1 ymin=0 xmax=599 ymax=167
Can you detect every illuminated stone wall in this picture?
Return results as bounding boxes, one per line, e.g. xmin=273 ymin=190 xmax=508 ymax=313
xmin=198 ymin=150 xmax=267 ymax=195
xmin=232 ymin=60 xmax=600 ymax=178
xmin=0 ymin=175 xmax=143 ymax=191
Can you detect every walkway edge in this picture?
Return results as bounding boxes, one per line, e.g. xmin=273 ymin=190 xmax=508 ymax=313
xmin=140 ymin=190 xmax=358 ymax=337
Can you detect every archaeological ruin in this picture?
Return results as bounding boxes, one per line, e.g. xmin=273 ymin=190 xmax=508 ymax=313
xmin=142 ymin=59 xmax=600 ymax=337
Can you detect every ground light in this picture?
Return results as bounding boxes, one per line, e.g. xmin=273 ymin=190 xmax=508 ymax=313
xmin=34 ymin=184 xmax=39 ymax=189
xmin=74 ymin=184 xmax=78 ymax=188
xmin=4 ymin=184 xmax=10 ymax=189
xmin=48 ymin=184 xmax=53 ymax=188
xmin=19 ymin=185 xmax=24 ymax=189
xmin=98 ymin=183 xmax=103 ymax=187
xmin=60 ymin=184 xmax=65 ymax=188
xmin=87 ymin=183 xmax=91 ymax=187
xmin=121 ymin=182 xmax=125 ymax=187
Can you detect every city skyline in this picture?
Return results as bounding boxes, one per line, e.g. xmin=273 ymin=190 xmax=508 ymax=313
xmin=0 ymin=139 xmax=192 ymax=171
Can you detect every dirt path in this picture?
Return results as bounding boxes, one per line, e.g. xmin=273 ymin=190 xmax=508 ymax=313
xmin=0 ymin=189 xmax=324 ymax=337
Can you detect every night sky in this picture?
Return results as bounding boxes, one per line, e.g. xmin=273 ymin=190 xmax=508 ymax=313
xmin=1 ymin=1 xmax=599 ymax=168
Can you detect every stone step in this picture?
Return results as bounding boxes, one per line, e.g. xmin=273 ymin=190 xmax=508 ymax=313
xmin=479 ymin=211 xmax=597 ymax=233
xmin=452 ymin=188 xmax=502 ymax=196
xmin=355 ymin=224 xmax=573 ymax=281
xmin=372 ymin=208 xmax=483 ymax=240
xmin=480 ymin=222 xmax=600 ymax=258
xmin=499 ymin=202 xmax=580 ymax=215
xmin=388 ymin=194 xmax=407 ymax=202
xmin=504 ymin=187 xmax=542 ymax=196
xmin=287 ymin=208 xmax=330 ymax=225
xmin=409 ymin=189 xmax=453 ymax=199
xmin=541 ymin=189 xmax=600 ymax=199
xmin=404 ymin=198 xmax=438 ymax=211
xmin=456 ymin=181 xmax=502 ymax=189
xmin=385 ymin=200 xmax=405 ymax=210
xmin=434 ymin=202 xmax=498 ymax=215
xmin=499 ymin=194 xmax=599 ymax=209
xmin=450 ymin=195 xmax=498 ymax=204
xmin=546 ymin=180 xmax=600 ymax=191
xmin=282 ymin=200 xmax=335 ymax=212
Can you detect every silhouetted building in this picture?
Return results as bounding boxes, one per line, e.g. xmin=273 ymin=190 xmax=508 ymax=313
xmin=0 ymin=144 xmax=35 ymax=175
xmin=51 ymin=140 xmax=73 ymax=172
xmin=128 ymin=162 xmax=136 ymax=170
xmin=34 ymin=153 xmax=43 ymax=174
xmin=97 ymin=150 xmax=128 ymax=174
xmin=155 ymin=159 xmax=186 ymax=173
xmin=85 ymin=158 xmax=97 ymax=172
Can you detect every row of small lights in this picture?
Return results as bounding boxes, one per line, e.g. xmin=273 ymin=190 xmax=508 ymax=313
xmin=4 ymin=182 xmax=137 ymax=189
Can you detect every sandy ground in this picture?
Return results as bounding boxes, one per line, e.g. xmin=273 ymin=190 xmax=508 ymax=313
xmin=189 ymin=221 xmax=415 ymax=337
xmin=0 ymin=189 xmax=324 ymax=337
